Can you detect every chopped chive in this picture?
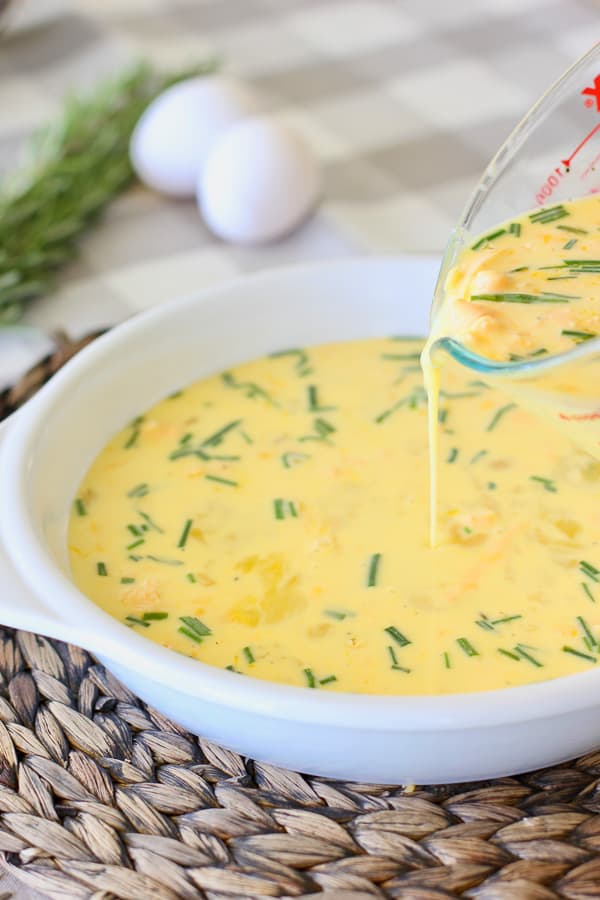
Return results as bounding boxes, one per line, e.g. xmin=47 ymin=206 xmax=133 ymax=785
xmin=202 ymin=419 xmax=242 ymax=448
xmin=125 ymin=615 xmax=149 ymax=628
xmin=127 ymin=538 xmax=145 ymax=550
xmin=475 ymin=615 xmax=494 ymax=632
xmin=580 ymin=561 xmax=600 ymax=582
xmin=177 ymin=518 xmax=193 ymax=549
xmin=562 ymin=238 xmax=578 ymax=250
xmin=168 ymin=390 xmax=183 ymax=399
xmin=471 ymin=292 xmax=576 ymax=304
xmin=387 ymin=645 xmax=410 ymax=672
xmin=273 ymin=498 xmax=298 ymax=519
xmin=222 ymin=371 xmax=276 ymax=404
xmin=446 ymin=447 xmax=459 ymax=463
xmin=438 ymin=408 xmax=448 ymax=424
xmin=127 ymin=483 xmax=149 ymax=498
xmin=471 ymin=228 xmax=506 ymax=249
xmin=307 ymin=385 xmax=335 ymax=412
xmin=556 ymin=224 xmax=588 ymax=235
xmin=269 ymin=348 xmax=312 ymax=377
xmin=375 ymin=386 xmax=427 ymax=423
xmin=367 ymin=553 xmax=381 ymax=587
xmin=178 ymin=626 xmax=203 ymax=644
xmin=243 ymin=646 xmax=255 ymax=665
xmin=576 ymin=615 xmax=597 ymax=649
xmin=128 ymin=555 xmax=142 ymax=562
xmin=547 ymin=274 xmax=577 ymax=280
xmin=582 ymin=582 xmax=595 ymax=603
xmin=138 ymin=511 xmax=164 ymax=533
xmin=186 ymin=572 xmax=197 ymax=584
xmin=470 ymin=449 xmax=488 ymax=464
xmin=561 ymin=329 xmax=597 ymax=342
xmin=120 ymin=577 xmax=135 ymax=584
xmin=508 ymin=222 xmax=521 ymax=237
xmin=443 ymin=652 xmax=451 ymax=669
xmin=529 ymin=204 xmax=568 ymax=223
xmin=498 ymin=648 xmax=520 ymax=661
xmin=323 ymin=609 xmax=354 ymax=620
xmin=563 ymin=645 xmax=596 ymax=663
xmin=127 ymin=524 xmax=142 ymax=537
xmin=205 ymin=474 xmax=238 ymax=487
xmin=487 ymin=482 xmax=497 ymax=490
xmin=299 ymin=417 xmax=336 ymax=442
xmin=319 ymin=675 xmax=337 ymax=685
xmin=74 ymin=498 xmax=86 ymax=516
xmin=124 ymin=416 xmax=144 ymax=449
xmin=515 ymin=644 xmax=543 ymax=667
xmin=240 ymin=430 xmax=253 ymax=444
xmin=508 ymin=266 xmax=529 ymax=272
xmin=282 ymin=451 xmax=311 ymax=468
xmin=530 ymin=475 xmax=557 ymax=493
xmin=381 ymin=352 xmax=421 ymax=361
xmin=143 ymin=611 xmax=168 ymax=621
xmin=146 ymin=555 xmax=184 ymax=566
xmin=97 ymin=562 xmax=107 ymax=576
xmin=179 ymin=433 xmax=193 ymax=446
xmin=225 ymin=664 xmax=239 ymax=673
xmin=486 ymin=403 xmax=516 ymax=432
xmin=456 ymin=637 xmax=478 ymax=657
xmin=491 ymin=615 xmax=522 ymax=625
xmin=304 ymin=668 xmax=316 ymax=688
xmin=179 ymin=616 xmax=211 ymax=643
xmin=385 ymin=625 xmax=410 ymax=647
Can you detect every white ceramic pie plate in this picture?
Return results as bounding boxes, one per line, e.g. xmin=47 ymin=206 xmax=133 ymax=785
xmin=0 ymin=256 xmax=599 ymax=785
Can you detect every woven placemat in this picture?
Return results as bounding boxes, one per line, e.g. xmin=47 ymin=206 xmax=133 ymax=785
xmin=1 ymin=334 xmax=600 ymax=900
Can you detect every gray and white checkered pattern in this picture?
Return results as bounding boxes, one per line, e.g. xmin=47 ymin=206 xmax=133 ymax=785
xmin=1 ymin=0 xmax=598 ymax=354
xmin=0 ymin=0 xmax=598 ymax=893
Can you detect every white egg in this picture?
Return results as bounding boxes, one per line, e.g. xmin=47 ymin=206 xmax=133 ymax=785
xmin=130 ymin=75 xmax=261 ymax=198
xmin=198 ymin=116 xmax=320 ymax=245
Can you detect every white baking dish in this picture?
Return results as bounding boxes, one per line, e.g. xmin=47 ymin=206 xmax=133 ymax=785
xmin=0 ymin=256 xmax=598 ymax=785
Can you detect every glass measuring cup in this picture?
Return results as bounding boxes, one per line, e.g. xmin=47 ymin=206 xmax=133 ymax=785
xmin=428 ymin=43 xmax=600 ymax=457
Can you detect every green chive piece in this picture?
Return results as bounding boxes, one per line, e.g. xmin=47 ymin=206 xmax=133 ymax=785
xmin=582 ymin=582 xmax=595 ymax=603
xmin=529 ymin=204 xmax=568 ymax=224
xmin=186 ymin=573 xmax=197 ymax=583
xmin=491 ymin=615 xmax=522 ymax=625
xmin=367 ymin=553 xmax=381 ymax=587
xmin=509 ymin=266 xmax=529 ymax=272
xmin=387 ymin=645 xmax=410 ymax=672
xmin=471 ymin=228 xmax=506 ymax=249
xmin=457 ymin=637 xmax=478 ymax=657
xmin=205 ymin=474 xmax=238 ymax=487
xmin=563 ymin=645 xmax=596 ymax=663
xmin=178 ymin=518 xmax=193 ymax=549
xmin=97 ymin=562 xmax=107 ymax=576
xmin=299 ymin=417 xmax=336 ymax=442
xmin=476 ymin=616 xmax=494 ymax=632
xmin=225 ymin=664 xmax=239 ymax=673
xmin=269 ymin=348 xmax=312 ymax=377
xmin=178 ymin=626 xmax=203 ymax=644
xmin=125 ymin=615 xmax=149 ymax=628
xmin=375 ymin=386 xmax=427 ymax=423
xmin=282 ymin=451 xmax=311 ymax=468
xmin=274 ymin=498 xmax=298 ymax=520
xmin=127 ymin=483 xmax=149 ymax=498
xmin=143 ymin=611 xmax=168 ymax=621
xmin=385 ymin=625 xmax=410 ymax=647
xmin=138 ymin=511 xmax=164 ymax=533
xmin=576 ymin=616 xmax=597 ymax=649
xmin=243 ymin=646 xmax=255 ymax=665
xmin=304 ymin=668 xmax=316 ymax=688
xmin=381 ymin=352 xmax=421 ymax=361
xmin=323 ymin=609 xmax=354 ymax=620
xmin=446 ymin=447 xmax=459 ymax=463
xmin=179 ymin=616 xmax=211 ymax=637
xmin=127 ymin=538 xmax=145 ymax=550
xmin=487 ymin=403 xmax=516 ymax=432
xmin=127 ymin=524 xmax=142 ymax=537
xmin=146 ymin=555 xmax=183 ymax=566
xmin=438 ymin=408 xmax=448 ymax=424
xmin=562 ymin=238 xmax=578 ymax=250
xmin=529 ymin=475 xmax=557 ymax=493
xmin=515 ymin=644 xmax=543 ymax=667
xmin=120 ymin=577 xmax=135 ymax=584
xmin=201 ymin=420 xmax=242 ymax=448
xmin=498 ymin=648 xmax=520 ymax=661
xmin=319 ymin=675 xmax=337 ymax=685
xmin=74 ymin=498 xmax=86 ymax=516
xmin=508 ymin=222 xmax=521 ymax=237
xmin=222 ymin=371 xmax=276 ymax=404
xmin=470 ymin=449 xmax=488 ymax=464
xmin=487 ymin=482 xmax=497 ymax=490
xmin=471 ymin=292 xmax=576 ymax=304
xmin=562 ymin=329 xmax=597 ymax=342
xmin=168 ymin=390 xmax=183 ymax=399
xmin=307 ymin=385 xmax=335 ymax=412
xmin=580 ymin=561 xmax=600 ymax=582
xmin=443 ymin=652 xmax=451 ymax=669
xmin=556 ymin=224 xmax=588 ymax=235
xmin=124 ymin=416 xmax=144 ymax=449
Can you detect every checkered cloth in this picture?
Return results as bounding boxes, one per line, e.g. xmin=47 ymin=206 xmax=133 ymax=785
xmin=0 ymin=0 xmax=598 ymax=894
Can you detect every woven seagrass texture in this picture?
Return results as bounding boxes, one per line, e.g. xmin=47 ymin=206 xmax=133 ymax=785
xmin=3 ymin=335 xmax=600 ymax=900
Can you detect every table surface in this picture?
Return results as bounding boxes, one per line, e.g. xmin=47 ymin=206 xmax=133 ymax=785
xmin=0 ymin=0 xmax=598 ymax=895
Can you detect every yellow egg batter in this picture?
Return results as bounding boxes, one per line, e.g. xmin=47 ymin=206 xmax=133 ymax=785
xmin=69 ymin=337 xmax=600 ymax=694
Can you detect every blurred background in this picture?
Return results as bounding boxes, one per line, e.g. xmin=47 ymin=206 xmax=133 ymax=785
xmin=0 ymin=0 xmax=597 ymax=382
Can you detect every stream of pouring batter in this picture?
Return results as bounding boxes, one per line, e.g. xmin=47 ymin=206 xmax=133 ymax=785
xmin=422 ymin=194 xmax=600 ymax=548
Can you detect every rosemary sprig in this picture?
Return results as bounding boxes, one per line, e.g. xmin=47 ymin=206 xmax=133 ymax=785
xmin=0 ymin=59 xmax=217 ymax=324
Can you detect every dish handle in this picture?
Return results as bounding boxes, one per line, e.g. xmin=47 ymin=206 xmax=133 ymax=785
xmin=0 ymin=417 xmax=75 ymax=640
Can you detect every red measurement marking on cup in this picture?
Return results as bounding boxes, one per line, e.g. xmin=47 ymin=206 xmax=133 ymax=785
xmin=533 ymin=74 xmax=600 ymax=205
xmin=559 ymin=410 xmax=600 ymax=421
